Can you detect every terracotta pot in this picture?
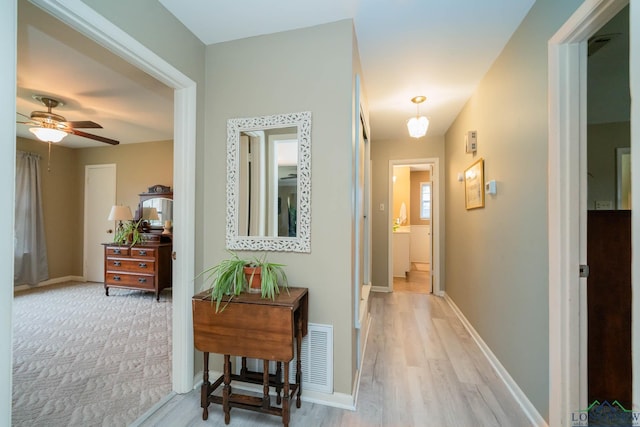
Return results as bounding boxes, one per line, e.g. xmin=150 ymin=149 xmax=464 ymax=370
xmin=243 ymin=266 xmax=262 ymax=293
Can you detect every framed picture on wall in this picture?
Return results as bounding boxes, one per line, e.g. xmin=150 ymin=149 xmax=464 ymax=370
xmin=464 ymin=158 xmax=485 ymax=210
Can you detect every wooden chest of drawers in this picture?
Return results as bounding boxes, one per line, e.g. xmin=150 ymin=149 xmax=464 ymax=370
xmin=103 ymin=243 xmax=172 ymax=301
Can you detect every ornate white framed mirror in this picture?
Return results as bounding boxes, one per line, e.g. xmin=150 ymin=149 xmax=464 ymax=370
xmin=226 ymin=111 xmax=311 ymax=252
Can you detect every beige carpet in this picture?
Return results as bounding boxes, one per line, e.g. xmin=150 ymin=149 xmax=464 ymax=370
xmin=12 ymin=281 xmax=172 ymax=427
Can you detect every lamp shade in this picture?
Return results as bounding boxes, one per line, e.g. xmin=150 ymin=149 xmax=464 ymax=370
xmin=108 ymin=205 xmax=133 ymax=221
xmin=407 ymin=116 xmax=429 ymax=138
xmin=142 ymin=207 xmax=160 ymax=221
xmin=29 ymin=127 xmax=68 ymax=143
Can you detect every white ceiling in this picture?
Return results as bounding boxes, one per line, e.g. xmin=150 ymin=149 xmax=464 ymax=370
xmin=17 ymin=0 xmax=537 ymax=148
xmin=160 ymin=0 xmax=536 ymax=140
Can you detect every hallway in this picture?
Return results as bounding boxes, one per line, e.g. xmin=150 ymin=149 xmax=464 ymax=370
xmin=139 ymin=292 xmax=532 ymax=426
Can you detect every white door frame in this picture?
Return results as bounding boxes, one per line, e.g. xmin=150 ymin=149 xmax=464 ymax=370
xmin=387 ymin=158 xmax=440 ymax=295
xmin=31 ymin=0 xmax=197 ymax=394
xmin=548 ymin=0 xmax=629 ymax=424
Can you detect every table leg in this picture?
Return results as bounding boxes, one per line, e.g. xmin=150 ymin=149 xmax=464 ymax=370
xmin=282 ymin=361 xmax=290 ymax=427
xmin=296 ymin=315 xmax=303 ymax=408
xmin=241 ymin=356 xmax=248 ymax=376
xmin=223 ymin=354 xmax=231 ymax=425
xmin=276 ymin=361 xmax=282 ymax=404
xmin=201 ymin=352 xmax=210 ymax=420
xmin=263 ymin=360 xmax=270 ymax=409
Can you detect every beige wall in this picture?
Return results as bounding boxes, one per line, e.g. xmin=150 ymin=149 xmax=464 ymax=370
xmin=16 ymin=137 xmax=173 ymax=282
xmin=76 ymin=140 xmax=174 ymax=214
xmin=587 ymin=121 xmax=630 ymax=209
xmin=371 ymin=135 xmax=445 ymax=288
xmin=410 ymin=170 xmax=431 ymax=225
xmin=444 ymin=0 xmax=583 ymax=419
xmin=204 ymin=20 xmax=359 ymax=394
xmin=392 ymin=166 xmax=410 ymax=224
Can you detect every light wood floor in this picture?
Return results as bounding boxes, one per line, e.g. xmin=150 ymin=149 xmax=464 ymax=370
xmin=393 ymin=262 xmax=431 ymax=294
xmin=138 ymin=291 xmax=532 ymax=427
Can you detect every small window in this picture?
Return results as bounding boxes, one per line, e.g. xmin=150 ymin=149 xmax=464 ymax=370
xmin=420 ymin=182 xmax=431 ymax=220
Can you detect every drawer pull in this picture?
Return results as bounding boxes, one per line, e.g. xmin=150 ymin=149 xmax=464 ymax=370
xmin=138 ymin=250 xmax=147 ymax=256
xmin=113 ymin=249 xmax=121 ymax=254
xmin=138 ymin=277 xmax=147 ymax=283
xmin=113 ymin=275 xmax=121 ymax=281
xmin=138 ymin=263 xmax=147 ymax=268
xmin=113 ymin=261 xmax=121 ymax=267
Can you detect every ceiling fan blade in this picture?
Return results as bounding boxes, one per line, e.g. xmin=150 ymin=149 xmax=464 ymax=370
xmin=71 ymin=129 xmax=120 ymax=145
xmin=66 ymin=120 xmax=103 ymax=129
xmin=17 ymin=112 xmax=32 ymax=120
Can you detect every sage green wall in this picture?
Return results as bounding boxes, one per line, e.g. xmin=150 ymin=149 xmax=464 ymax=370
xmin=204 ymin=20 xmax=358 ymax=394
xmin=371 ymin=135 xmax=445 ymax=289
xmin=587 ymin=122 xmax=630 ymax=209
xmin=15 ymin=138 xmax=174 ymax=282
xmin=444 ymin=0 xmax=583 ymax=419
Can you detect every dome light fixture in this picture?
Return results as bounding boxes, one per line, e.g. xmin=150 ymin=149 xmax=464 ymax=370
xmin=407 ymin=96 xmax=429 ymax=138
xmin=29 ymin=126 xmax=68 ymax=143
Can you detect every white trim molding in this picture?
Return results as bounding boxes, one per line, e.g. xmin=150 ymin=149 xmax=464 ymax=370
xmin=444 ymin=293 xmax=547 ymax=427
xmin=547 ymin=1 xmax=629 ymax=425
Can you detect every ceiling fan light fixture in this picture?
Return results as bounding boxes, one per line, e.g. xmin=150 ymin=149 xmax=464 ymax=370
xmin=407 ymin=95 xmax=429 ymax=138
xmin=29 ymin=126 xmax=68 ymax=143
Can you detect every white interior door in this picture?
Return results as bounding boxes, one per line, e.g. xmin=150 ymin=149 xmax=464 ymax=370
xmin=84 ymin=164 xmax=116 ymax=282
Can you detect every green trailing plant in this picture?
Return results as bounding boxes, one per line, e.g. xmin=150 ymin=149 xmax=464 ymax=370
xmin=197 ymin=252 xmax=289 ymax=312
xmin=197 ymin=251 xmax=247 ymax=312
xmin=113 ymin=219 xmax=144 ymax=246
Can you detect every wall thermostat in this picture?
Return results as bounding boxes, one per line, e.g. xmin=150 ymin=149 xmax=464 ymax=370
xmin=465 ymin=130 xmax=477 ymax=153
xmin=485 ymin=180 xmax=497 ymax=195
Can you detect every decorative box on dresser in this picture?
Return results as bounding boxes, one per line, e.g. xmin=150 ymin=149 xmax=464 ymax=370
xmin=103 ymin=241 xmax=172 ymax=301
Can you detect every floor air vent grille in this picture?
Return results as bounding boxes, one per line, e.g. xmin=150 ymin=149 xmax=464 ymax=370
xmin=236 ymin=323 xmax=333 ymax=394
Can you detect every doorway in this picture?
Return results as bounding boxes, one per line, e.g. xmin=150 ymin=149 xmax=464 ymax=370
xmin=585 ymin=4 xmax=631 ymax=412
xmin=388 ymin=158 xmax=439 ymax=294
xmin=547 ymin=0 xmax=632 ymax=424
xmin=23 ymin=0 xmax=197 ymax=396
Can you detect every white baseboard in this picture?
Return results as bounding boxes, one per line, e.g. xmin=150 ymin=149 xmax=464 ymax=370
xmin=14 ymin=275 xmax=85 ymax=292
xmin=443 ymin=293 xmax=547 ymax=427
xmin=351 ymin=312 xmax=372 ymax=411
xmin=371 ymin=285 xmax=390 ymax=293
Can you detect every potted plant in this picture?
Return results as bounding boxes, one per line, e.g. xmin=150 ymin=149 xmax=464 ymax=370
xmin=198 ymin=252 xmax=289 ymax=312
xmin=244 ymin=254 xmax=289 ymax=300
xmin=114 ymin=219 xmax=144 ymax=246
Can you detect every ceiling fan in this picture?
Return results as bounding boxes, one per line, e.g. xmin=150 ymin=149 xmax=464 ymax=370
xmin=17 ymin=95 xmax=119 ymax=145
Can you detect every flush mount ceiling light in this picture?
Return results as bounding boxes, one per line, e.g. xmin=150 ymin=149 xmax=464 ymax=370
xmin=407 ymin=96 xmax=429 ymax=138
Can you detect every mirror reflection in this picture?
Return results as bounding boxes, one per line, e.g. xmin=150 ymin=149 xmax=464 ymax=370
xmin=226 ymin=111 xmax=311 ymax=253
xmin=238 ymin=127 xmax=298 ymax=237
xmin=141 ymin=198 xmax=173 ymax=227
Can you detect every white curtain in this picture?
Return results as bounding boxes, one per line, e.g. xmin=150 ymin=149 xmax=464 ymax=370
xmin=14 ymin=151 xmax=49 ymax=286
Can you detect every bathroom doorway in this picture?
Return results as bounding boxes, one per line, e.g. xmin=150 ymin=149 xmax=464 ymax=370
xmin=389 ymin=160 xmax=435 ymax=294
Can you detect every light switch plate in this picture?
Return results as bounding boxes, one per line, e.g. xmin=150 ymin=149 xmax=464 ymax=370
xmin=465 ymin=131 xmax=477 ymax=153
